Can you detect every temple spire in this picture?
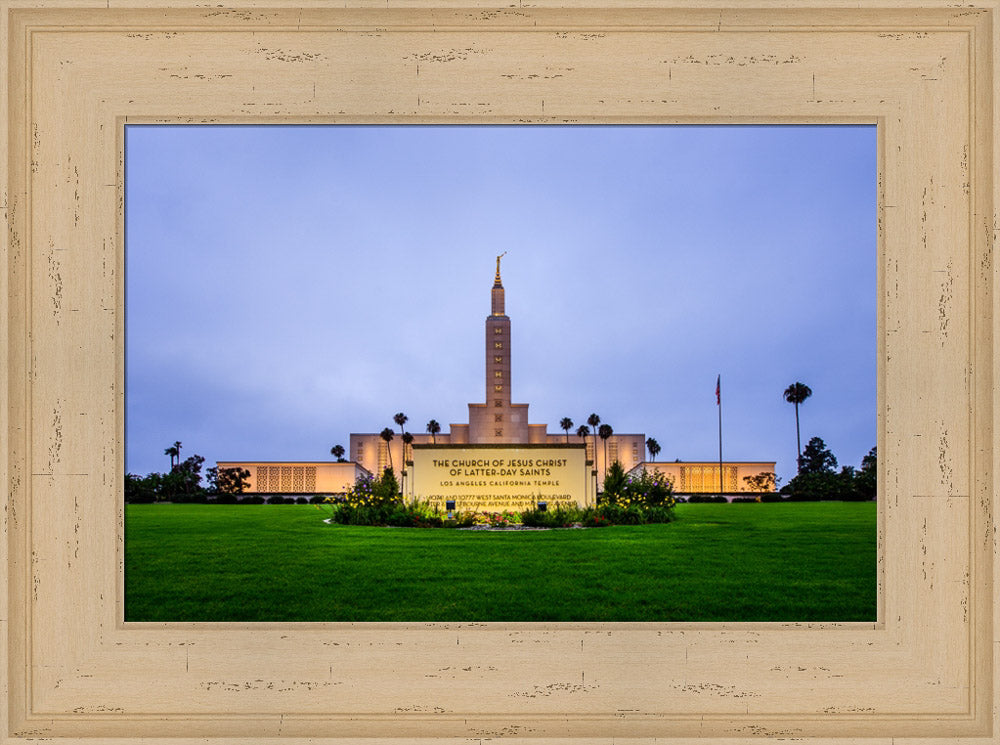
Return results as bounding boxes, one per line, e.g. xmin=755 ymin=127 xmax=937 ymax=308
xmin=494 ymin=251 xmax=507 ymax=288
xmin=485 ymin=255 xmax=511 ymax=416
xmin=491 ymin=253 xmax=506 ymax=316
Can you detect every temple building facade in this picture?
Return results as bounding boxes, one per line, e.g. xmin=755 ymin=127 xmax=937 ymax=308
xmin=348 ymin=256 xmax=649 ymax=481
xmin=214 ymin=460 xmax=370 ymax=496
xmin=219 ymin=258 xmax=775 ymax=499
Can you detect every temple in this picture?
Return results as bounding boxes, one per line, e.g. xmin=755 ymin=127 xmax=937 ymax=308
xmin=219 ymin=258 xmax=775 ymax=499
xmin=347 ymin=255 xmax=647 ymax=476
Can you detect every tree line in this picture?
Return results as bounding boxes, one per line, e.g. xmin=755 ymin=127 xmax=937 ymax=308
xmin=125 ymin=441 xmax=252 ymax=503
xmin=779 ymin=437 xmax=876 ymax=501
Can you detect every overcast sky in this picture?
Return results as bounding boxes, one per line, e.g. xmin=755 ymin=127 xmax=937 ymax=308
xmin=125 ymin=124 xmax=876 ymax=485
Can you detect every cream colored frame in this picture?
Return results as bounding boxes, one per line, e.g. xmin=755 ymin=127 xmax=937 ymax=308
xmin=2 ymin=2 xmax=997 ymax=743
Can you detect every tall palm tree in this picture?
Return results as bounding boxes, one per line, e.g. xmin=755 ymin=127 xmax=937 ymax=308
xmin=379 ymin=427 xmax=395 ymax=472
xmin=426 ymin=419 xmax=441 ymax=444
xmin=393 ymin=412 xmax=408 ymax=438
xmin=598 ymin=423 xmax=613 ymax=479
xmin=646 ymin=437 xmax=661 ymax=462
xmin=587 ymin=413 xmax=601 ymax=480
xmin=330 ymin=444 xmax=345 ymax=462
xmin=164 ymin=441 xmax=182 ymax=470
xmin=559 ymin=417 xmax=574 ymax=443
xmin=400 ymin=432 xmax=414 ymax=492
xmin=392 ymin=413 xmax=407 ymax=479
xmin=576 ymin=425 xmax=591 ymax=483
xmin=783 ymin=382 xmax=813 ymax=471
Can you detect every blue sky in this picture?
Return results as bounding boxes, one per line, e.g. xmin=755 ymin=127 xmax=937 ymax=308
xmin=125 ymin=124 xmax=876 ymax=485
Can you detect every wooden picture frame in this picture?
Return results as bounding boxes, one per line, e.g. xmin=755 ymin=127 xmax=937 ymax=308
xmin=2 ymin=2 xmax=997 ymax=742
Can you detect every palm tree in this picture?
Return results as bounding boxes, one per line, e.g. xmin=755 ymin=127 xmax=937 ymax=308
xmin=426 ymin=419 xmax=441 ymax=444
xmin=598 ymin=423 xmax=613 ymax=479
xmin=392 ymin=413 xmax=407 ymax=479
xmin=379 ymin=427 xmax=395 ymax=472
xmin=164 ymin=441 xmax=182 ymax=470
xmin=559 ymin=417 xmax=573 ymax=443
xmin=576 ymin=425 xmax=590 ymax=457
xmin=401 ymin=432 xmax=414 ymax=493
xmin=330 ymin=444 xmax=345 ymax=462
xmin=783 ymin=382 xmax=813 ymax=471
xmin=393 ymin=412 xmax=408 ymax=438
xmin=587 ymin=413 xmax=600 ymax=480
xmin=646 ymin=437 xmax=661 ymax=462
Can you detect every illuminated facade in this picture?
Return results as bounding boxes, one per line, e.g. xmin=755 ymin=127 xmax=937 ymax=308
xmin=221 ymin=259 xmax=775 ymax=498
xmin=215 ymin=461 xmax=370 ymax=495
xmin=628 ymin=461 xmax=778 ymax=495
xmin=349 ymin=256 xmax=649 ymax=483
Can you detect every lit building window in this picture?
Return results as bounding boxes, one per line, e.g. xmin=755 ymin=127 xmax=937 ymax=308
xmin=494 ymin=327 xmax=502 ymax=334
xmin=495 ymin=371 xmax=502 ymax=378
xmin=494 ymin=384 xmax=503 ymax=392
xmin=494 ymin=342 xmax=503 ymax=349
xmin=494 ymin=356 xmax=502 ymax=363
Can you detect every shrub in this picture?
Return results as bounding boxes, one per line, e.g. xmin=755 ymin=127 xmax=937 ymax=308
xmin=760 ymin=493 xmax=785 ymax=503
xmin=399 ymin=500 xmax=447 ymax=528
xmin=241 ymin=495 xmax=265 ymax=504
xmin=445 ymin=512 xmax=476 ymax=528
xmin=687 ymin=494 xmax=728 ymax=503
xmin=170 ymin=491 xmax=208 ymax=504
xmin=296 ymin=497 xmax=309 ymax=504
xmin=623 ymin=468 xmax=676 ymax=508
xmin=309 ymin=495 xmax=328 ymax=504
xmin=521 ymin=503 xmax=582 ymax=528
xmin=215 ymin=492 xmax=239 ymax=504
xmin=592 ymin=503 xmax=642 ymax=525
xmin=125 ymin=473 xmax=158 ymax=503
xmin=786 ymin=491 xmax=822 ymax=502
xmin=576 ymin=501 xmax=676 ymax=526
xmin=325 ymin=470 xmax=407 ymax=524
xmin=642 ymin=504 xmax=675 ymax=523
xmin=600 ymin=461 xmax=628 ymax=503
xmin=732 ymin=497 xmax=758 ymax=504
xmin=471 ymin=510 xmax=521 ymax=528
xmin=329 ymin=502 xmax=384 ymax=525
xmin=581 ymin=511 xmax=612 ymax=528
xmin=328 ymin=499 xmax=469 ymax=528
xmin=784 ymin=466 xmax=873 ymax=501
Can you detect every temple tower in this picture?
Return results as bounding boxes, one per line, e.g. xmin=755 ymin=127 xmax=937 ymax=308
xmin=486 ymin=254 xmax=511 ymax=411
xmin=466 ymin=254 xmax=534 ymax=444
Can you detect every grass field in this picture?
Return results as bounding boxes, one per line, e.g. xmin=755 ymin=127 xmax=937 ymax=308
xmin=124 ymin=502 xmax=877 ymax=622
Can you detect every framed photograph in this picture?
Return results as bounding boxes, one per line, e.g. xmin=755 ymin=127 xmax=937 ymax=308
xmin=2 ymin=2 xmax=996 ymax=742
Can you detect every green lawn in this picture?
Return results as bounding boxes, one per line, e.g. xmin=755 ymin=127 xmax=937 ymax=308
xmin=124 ymin=502 xmax=877 ymax=622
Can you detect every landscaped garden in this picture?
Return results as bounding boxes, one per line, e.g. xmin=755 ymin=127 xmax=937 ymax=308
xmin=124 ymin=500 xmax=877 ymax=623
xmin=320 ymin=465 xmax=678 ymax=529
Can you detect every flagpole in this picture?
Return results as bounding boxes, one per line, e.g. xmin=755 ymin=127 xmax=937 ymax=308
xmin=717 ymin=374 xmax=723 ymax=498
